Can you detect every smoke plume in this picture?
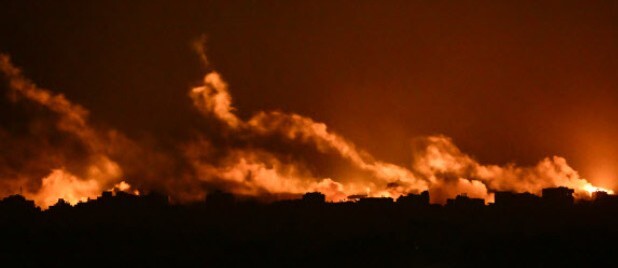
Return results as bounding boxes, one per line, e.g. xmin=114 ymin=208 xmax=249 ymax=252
xmin=0 ymin=55 xmax=131 ymax=208
xmin=0 ymin=46 xmax=611 ymax=208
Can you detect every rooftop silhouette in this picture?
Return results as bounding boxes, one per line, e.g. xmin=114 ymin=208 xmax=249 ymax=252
xmin=1 ymin=186 xmax=618 ymax=266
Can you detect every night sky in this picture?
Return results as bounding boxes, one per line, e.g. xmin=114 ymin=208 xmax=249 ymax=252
xmin=1 ymin=1 xmax=618 ymax=194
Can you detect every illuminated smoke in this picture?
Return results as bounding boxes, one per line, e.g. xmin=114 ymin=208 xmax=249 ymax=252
xmin=29 ymin=169 xmax=100 ymax=209
xmin=187 ymin=44 xmax=429 ymax=201
xmin=188 ymin=71 xmax=428 ymax=201
xmin=187 ymin=43 xmax=612 ymax=203
xmin=1 ymin=46 xmax=613 ymax=207
xmin=0 ymin=54 xmax=124 ymax=208
xmin=184 ymin=139 xmax=349 ymax=201
xmin=412 ymin=135 xmax=613 ymax=202
xmin=190 ymin=72 xmax=241 ymax=128
xmin=110 ymin=181 xmax=140 ymax=196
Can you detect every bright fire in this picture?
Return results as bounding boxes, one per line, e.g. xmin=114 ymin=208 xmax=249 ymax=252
xmin=110 ymin=181 xmax=140 ymax=196
xmin=582 ymin=183 xmax=614 ymax=196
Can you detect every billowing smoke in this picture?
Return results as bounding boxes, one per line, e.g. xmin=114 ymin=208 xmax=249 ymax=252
xmin=184 ymin=44 xmax=611 ymax=203
xmin=0 ymin=55 xmax=133 ymax=208
xmin=186 ymin=48 xmax=426 ymax=201
xmin=0 ymin=46 xmax=611 ymax=208
xmin=412 ymin=136 xmax=610 ymax=202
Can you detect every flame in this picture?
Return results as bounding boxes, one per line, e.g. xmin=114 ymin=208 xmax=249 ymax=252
xmin=27 ymin=169 xmax=100 ymax=209
xmin=110 ymin=181 xmax=140 ymax=195
xmin=582 ymin=183 xmax=614 ymax=196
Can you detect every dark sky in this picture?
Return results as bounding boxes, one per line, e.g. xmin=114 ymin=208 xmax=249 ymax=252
xmin=1 ymin=1 xmax=618 ymax=188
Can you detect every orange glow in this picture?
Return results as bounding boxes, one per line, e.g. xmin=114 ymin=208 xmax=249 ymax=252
xmin=27 ymin=169 xmax=100 ymax=209
xmin=184 ymin=45 xmax=614 ymax=204
xmin=0 ymin=55 xmax=125 ymax=209
xmin=582 ymin=183 xmax=614 ymax=197
xmin=111 ymin=181 xmax=140 ymax=195
xmin=1 ymin=49 xmax=614 ymax=207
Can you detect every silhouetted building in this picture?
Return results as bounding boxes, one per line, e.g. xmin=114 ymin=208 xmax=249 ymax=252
xmin=143 ymin=191 xmax=169 ymax=206
xmin=397 ymin=191 xmax=430 ymax=207
xmin=446 ymin=194 xmax=484 ymax=210
xmin=205 ymin=190 xmax=235 ymax=207
xmin=302 ymin=192 xmax=325 ymax=204
xmin=0 ymin=194 xmax=38 ymax=213
xmin=592 ymin=191 xmax=609 ymax=200
xmin=494 ymin=191 xmax=540 ymax=208
xmin=358 ymin=197 xmax=393 ymax=206
xmin=101 ymin=190 xmax=113 ymax=200
xmin=3 ymin=187 xmax=618 ymax=267
xmin=592 ymin=191 xmax=618 ymax=206
xmin=346 ymin=194 xmax=367 ymax=202
xmin=48 ymin=198 xmax=72 ymax=212
xmin=542 ymin=187 xmax=574 ymax=207
xmin=114 ymin=191 xmax=139 ymax=201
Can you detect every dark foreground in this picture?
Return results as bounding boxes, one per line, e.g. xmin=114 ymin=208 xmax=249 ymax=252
xmin=1 ymin=190 xmax=618 ymax=267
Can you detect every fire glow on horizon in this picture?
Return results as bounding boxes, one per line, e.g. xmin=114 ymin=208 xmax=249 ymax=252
xmin=0 ymin=44 xmax=614 ymax=209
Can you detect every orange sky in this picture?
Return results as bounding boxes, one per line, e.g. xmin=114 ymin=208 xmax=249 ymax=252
xmin=1 ymin=1 xmax=618 ymax=194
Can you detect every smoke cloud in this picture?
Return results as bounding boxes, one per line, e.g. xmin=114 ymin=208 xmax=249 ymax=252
xmin=0 ymin=55 xmax=128 ymax=208
xmin=0 ymin=46 xmax=611 ymax=208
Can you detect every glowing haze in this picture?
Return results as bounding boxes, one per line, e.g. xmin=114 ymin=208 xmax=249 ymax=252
xmin=0 ymin=45 xmax=612 ymax=208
